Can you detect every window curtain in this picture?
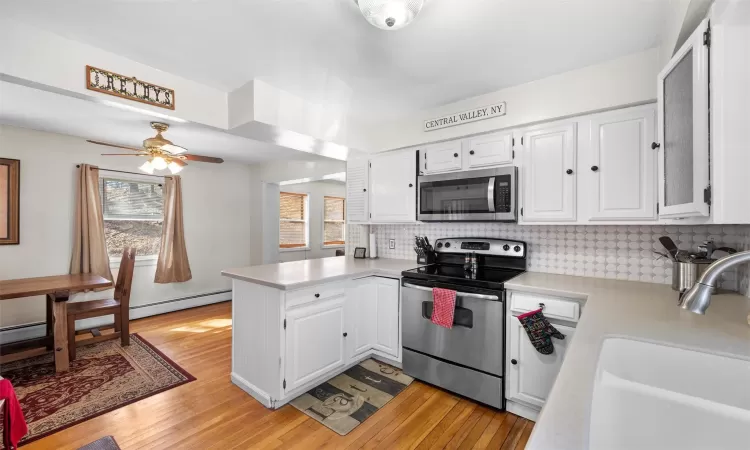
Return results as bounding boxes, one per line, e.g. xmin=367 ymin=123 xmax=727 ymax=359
xmin=70 ymin=164 xmax=114 ymax=281
xmin=155 ymin=175 xmax=192 ymax=283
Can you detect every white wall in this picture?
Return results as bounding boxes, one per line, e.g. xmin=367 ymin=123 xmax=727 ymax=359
xmin=358 ymin=48 xmax=660 ymax=152
xmin=0 ymin=125 xmax=258 ymax=330
xmin=272 ymin=181 xmax=346 ymax=263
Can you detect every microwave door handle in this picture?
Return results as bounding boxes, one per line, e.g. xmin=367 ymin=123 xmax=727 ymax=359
xmin=403 ymin=283 xmax=499 ymax=300
xmin=487 ymin=177 xmax=496 ymax=213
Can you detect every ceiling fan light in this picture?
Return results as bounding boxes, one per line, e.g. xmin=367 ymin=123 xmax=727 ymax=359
xmin=162 ymin=143 xmax=188 ymax=155
xmin=151 ymin=156 xmax=168 ymax=170
xmin=357 ymin=0 xmax=425 ymax=30
xmin=168 ymin=161 xmax=184 ymax=174
xmin=139 ymin=160 xmax=155 ymax=174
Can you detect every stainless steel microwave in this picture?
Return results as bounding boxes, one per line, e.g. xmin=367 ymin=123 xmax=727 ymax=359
xmin=417 ymin=166 xmax=518 ymax=222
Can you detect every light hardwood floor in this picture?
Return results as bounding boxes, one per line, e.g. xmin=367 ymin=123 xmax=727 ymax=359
xmin=27 ymin=302 xmax=534 ymax=450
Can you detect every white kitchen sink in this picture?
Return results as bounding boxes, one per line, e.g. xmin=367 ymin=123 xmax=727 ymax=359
xmin=589 ymin=338 xmax=750 ymax=450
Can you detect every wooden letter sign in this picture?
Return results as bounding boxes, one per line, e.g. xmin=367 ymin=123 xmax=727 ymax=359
xmin=86 ymin=65 xmax=175 ymax=110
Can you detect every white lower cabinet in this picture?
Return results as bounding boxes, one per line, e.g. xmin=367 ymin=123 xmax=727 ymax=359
xmin=507 ymin=319 xmax=575 ymax=408
xmin=346 ymin=277 xmax=400 ymax=361
xmin=284 ymin=296 xmax=346 ymax=393
xmin=372 ymin=277 xmax=400 ymax=357
xmin=282 ymin=276 xmax=400 ymax=397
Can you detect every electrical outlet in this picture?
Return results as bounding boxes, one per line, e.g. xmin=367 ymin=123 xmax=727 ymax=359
xmin=389 ymin=239 xmax=396 ymax=249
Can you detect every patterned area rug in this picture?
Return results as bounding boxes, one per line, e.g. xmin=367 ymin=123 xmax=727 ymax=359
xmin=290 ymin=359 xmax=413 ymax=435
xmin=0 ymin=334 xmax=194 ymax=448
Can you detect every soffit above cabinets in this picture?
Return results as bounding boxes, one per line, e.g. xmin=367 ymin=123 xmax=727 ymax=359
xmin=1 ymin=0 xmax=669 ymax=122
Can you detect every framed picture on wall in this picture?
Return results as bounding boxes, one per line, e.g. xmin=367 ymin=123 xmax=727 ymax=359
xmin=0 ymin=158 xmax=20 ymax=245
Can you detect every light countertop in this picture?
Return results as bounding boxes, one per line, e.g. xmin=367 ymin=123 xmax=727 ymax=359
xmin=506 ymin=272 xmax=750 ymax=450
xmin=221 ymin=257 xmax=421 ymax=290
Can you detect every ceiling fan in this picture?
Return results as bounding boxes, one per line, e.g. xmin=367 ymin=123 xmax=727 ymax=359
xmin=87 ymin=122 xmax=224 ymax=174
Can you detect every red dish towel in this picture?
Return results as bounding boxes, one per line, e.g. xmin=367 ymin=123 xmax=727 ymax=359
xmin=432 ymin=288 xmax=457 ymax=329
xmin=0 ymin=379 xmax=28 ymax=450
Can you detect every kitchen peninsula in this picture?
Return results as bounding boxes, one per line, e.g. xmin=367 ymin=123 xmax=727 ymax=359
xmin=221 ymin=257 xmax=420 ymax=409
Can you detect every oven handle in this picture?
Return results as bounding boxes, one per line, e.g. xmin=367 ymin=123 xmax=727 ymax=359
xmin=487 ymin=176 xmax=496 ymax=213
xmin=403 ymin=283 xmax=500 ymax=300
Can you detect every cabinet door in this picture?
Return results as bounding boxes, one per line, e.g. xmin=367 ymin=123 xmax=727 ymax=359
xmin=372 ymin=278 xmax=400 ymax=358
xmin=346 ymin=279 xmax=377 ymax=360
xmin=370 ymin=151 xmax=417 ymax=223
xmin=422 ymin=141 xmax=463 ymax=173
xmin=346 ymin=159 xmax=369 ymax=223
xmin=284 ymin=296 xmax=346 ymax=392
xmin=467 ymin=131 xmax=513 ymax=168
xmin=521 ymin=123 xmax=577 ymax=221
xmin=588 ymin=106 xmax=657 ymax=221
xmin=657 ymin=18 xmax=710 ymax=219
xmin=507 ymin=320 xmax=575 ymax=408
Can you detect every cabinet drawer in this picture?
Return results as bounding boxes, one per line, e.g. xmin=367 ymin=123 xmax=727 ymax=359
xmin=510 ymin=292 xmax=580 ymax=322
xmin=286 ymin=283 xmax=345 ymax=309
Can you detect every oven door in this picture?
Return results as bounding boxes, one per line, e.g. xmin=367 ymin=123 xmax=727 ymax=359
xmin=401 ymin=279 xmax=505 ymax=376
xmin=417 ymin=166 xmax=517 ymax=222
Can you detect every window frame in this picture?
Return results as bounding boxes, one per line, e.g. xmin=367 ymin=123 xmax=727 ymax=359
xmin=99 ymin=171 xmax=165 ymax=265
xmin=322 ymin=195 xmax=346 ymax=249
xmin=279 ymin=191 xmax=310 ymax=251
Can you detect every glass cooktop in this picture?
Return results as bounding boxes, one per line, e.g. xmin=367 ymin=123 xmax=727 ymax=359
xmin=401 ymin=264 xmax=524 ymax=290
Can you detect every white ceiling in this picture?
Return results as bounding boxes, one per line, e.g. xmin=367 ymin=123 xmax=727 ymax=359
xmin=0 ymin=82 xmax=328 ymax=164
xmin=1 ymin=0 xmax=669 ymax=121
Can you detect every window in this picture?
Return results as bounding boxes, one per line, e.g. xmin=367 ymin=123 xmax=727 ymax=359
xmin=323 ymin=196 xmax=346 ymax=247
xmin=100 ymin=177 xmax=163 ymax=259
xmin=279 ymin=192 xmax=308 ymax=249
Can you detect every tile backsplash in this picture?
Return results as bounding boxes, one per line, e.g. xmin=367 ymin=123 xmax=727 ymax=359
xmin=348 ymin=224 xmax=750 ymax=297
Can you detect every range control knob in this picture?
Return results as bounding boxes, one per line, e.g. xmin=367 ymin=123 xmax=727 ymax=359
xmin=437 ymin=242 xmax=443 ymax=248
xmin=444 ymin=242 xmax=451 ymax=248
xmin=514 ymin=246 xmax=522 ymax=253
xmin=502 ymin=244 xmax=510 ymax=251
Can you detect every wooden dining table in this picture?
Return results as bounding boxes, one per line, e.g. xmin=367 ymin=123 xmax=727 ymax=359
xmin=0 ymin=274 xmax=113 ymax=372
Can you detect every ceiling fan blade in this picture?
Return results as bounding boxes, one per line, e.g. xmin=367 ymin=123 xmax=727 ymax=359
xmin=161 ymin=143 xmax=188 ymax=155
xmin=182 ymin=154 xmax=224 ymax=164
xmin=87 ymin=140 xmax=145 ymax=152
xmin=101 ymin=153 xmax=149 ymax=156
xmin=170 ymin=158 xmax=187 ymax=167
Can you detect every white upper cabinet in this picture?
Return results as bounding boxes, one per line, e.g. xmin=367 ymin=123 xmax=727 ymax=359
xmin=587 ymin=106 xmax=657 ymax=221
xmin=421 ymin=141 xmax=463 ymax=174
xmin=657 ymin=18 xmax=711 ymax=219
xmin=467 ymin=131 xmax=513 ymax=168
xmin=346 ymin=159 xmax=369 ymax=223
xmin=370 ymin=150 xmax=417 ymax=223
xmin=521 ymin=123 xmax=577 ymax=222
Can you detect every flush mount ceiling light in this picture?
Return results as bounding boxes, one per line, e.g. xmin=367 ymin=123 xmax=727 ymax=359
xmin=356 ymin=0 xmax=426 ymax=30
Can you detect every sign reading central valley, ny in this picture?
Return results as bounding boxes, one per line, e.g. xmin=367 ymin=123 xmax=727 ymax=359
xmin=424 ymin=102 xmax=506 ymax=132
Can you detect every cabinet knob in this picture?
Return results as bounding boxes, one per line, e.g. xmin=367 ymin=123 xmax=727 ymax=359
xmin=651 ymin=142 xmax=661 ymax=150
xmin=314 ymin=293 xmax=320 ymax=298
xmin=454 ymin=153 xmax=459 ymax=157
xmin=511 ymin=359 xmax=518 ymax=365
xmin=591 ymin=165 xmax=599 ymax=172
xmin=469 ymin=150 xmax=475 ymax=155
xmin=566 ymin=169 xmax=573 ymax=175
xmin=343 ymin=332 xmax=348 ymax=337
xmin=363 ymin=188 xmax=367 ymax=192
xmin=409 ymin=183 xmax=413 ymax=187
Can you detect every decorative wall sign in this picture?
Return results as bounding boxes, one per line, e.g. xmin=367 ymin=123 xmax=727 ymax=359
xmin=86 ymin=65 xmax=175 ymax=110
xmin=424 ymin=102 xmax=506 ymax=132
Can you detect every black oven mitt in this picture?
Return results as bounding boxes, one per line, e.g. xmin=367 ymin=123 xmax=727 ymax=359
xmin=517 ymin=308 xmax=565 ymax=355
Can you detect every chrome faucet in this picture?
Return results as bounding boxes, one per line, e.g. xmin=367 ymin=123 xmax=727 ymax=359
xmin=680 ymin=251 xmax=750 ymax=314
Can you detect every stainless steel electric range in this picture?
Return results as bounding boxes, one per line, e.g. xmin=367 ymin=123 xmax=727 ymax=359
xmin=400 ymin=237 xmax=527 ymax=410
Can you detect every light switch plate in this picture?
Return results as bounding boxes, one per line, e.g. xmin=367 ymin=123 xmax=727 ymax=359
xmin=389 ymin=239 xmax=396 ymax=249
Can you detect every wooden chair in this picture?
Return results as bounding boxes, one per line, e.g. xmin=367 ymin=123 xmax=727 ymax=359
xmin=67 ymin=248 xmax=136 ymax=361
